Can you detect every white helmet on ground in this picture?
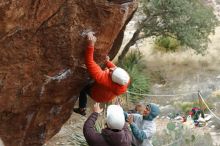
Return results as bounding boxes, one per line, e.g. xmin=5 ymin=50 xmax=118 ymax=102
xmin=111 ymin=67 xmax=130 ymax=85
xmin=106 ymin=105 xmax=125 ymax=130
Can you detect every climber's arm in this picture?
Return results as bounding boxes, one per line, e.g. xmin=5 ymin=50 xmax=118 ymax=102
xmin=85 ymin=45 xmax=105 ymax=81
xmin=85 ymin=34 xmax=111 ymax=85
xmin=83 ymin=103 xmax=104 ymax=144
xmin=83 ymin=112 xmax=103 ymax=144
xmin=85 ymin=33 xmax=105 ymax=81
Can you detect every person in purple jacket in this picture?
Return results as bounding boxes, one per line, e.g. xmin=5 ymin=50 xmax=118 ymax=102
xmin=83 ymin=103 xmax=132 ymax=146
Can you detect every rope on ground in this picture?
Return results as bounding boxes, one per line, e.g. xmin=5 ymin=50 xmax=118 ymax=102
xmin=198 ymin=91 xmax=220 ymax=121
xmin=127 ymin=90 xmax=197 ymax=97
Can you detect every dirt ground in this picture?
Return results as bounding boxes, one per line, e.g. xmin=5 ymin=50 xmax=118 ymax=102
xmin=44 ymin=112 xmax=86 ymax=146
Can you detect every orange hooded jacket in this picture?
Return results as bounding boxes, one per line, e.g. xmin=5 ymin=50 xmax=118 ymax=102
xmin=85 ymin=45 xmax=129 ymax=102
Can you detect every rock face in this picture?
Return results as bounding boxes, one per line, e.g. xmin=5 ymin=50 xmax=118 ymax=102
xmin=0 ymin=0 xmax=137 ymax=145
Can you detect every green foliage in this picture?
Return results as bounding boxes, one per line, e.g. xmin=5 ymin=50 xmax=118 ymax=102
xmin=175 ymin=102 xmax=195 ymax=114
xmin=152 ymin=121 xmax=213 ymax=146
xmin=117 ymin=51 xmax=150 ymax=103
xmin=94 ymin=122 xmax=102 ymax=133
xmin=167 ymin=122 xmax=176 ymax=131
xmin=154 ymin=36 xmax=180 ymax=52
xmin=174 ymin=101 xmax=214 ymax=114
xmin=69 ymin=133 xmax=88 ymax=146
xmin=139 ymin=0 xmax=219 ymax=53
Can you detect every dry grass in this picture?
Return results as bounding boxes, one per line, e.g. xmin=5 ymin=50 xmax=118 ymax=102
xmin=141 ymin=27 xmax=220 ymax=79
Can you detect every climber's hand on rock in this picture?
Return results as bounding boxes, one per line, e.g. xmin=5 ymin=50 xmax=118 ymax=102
xmin=87 ymin=32 xmax=96 ymax=46
xmin=106 ymin=56 xmax=110 ymax=62
xmin=93 ymin=103 xmax=103 ymax=114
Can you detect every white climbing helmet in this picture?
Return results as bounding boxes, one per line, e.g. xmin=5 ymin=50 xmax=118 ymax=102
xmin=111 ymin=67 xmax=130 ymax=85
xmin=106 ymin=105 xmax=125 ymax=130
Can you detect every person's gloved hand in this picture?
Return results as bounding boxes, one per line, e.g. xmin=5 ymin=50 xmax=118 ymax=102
xmin=127 ymin=115 xmax=134 ymax=124
xmin=87 ymin=32 xmax=96 ymax=46
xmin=93 ymin=103 xmax=103 ymax=114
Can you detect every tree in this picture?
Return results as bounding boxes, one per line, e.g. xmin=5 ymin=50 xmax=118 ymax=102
xmin=118 ymin=0 xmax=219 ymax=61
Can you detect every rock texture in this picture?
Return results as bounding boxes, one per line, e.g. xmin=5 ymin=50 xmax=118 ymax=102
xmin=0 ymin=0 xmax=137 ymax=145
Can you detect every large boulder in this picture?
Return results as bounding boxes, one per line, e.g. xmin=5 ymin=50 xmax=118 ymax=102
xmin=0 ymin=0 xmax=137 ymax=145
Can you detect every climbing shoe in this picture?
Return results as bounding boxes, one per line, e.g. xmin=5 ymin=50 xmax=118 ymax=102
xmin=73 ymin=108 xmax=86 ymax=116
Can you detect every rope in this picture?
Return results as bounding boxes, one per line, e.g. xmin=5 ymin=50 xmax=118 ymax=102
xmin=127 ymin=90 xmax=197 ymax=97
xmin=198 ymin=92 xmax=220 ymax=121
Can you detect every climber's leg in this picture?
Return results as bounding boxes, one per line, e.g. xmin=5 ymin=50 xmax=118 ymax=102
xmin=73 ymin=83 xmax=92 ymax=116
xmin=79 ymin=84 xmax=92 ymax=108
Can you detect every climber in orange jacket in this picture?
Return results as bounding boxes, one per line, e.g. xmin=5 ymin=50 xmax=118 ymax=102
xmin=74 ymin=32 xmax=130 ymax=116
